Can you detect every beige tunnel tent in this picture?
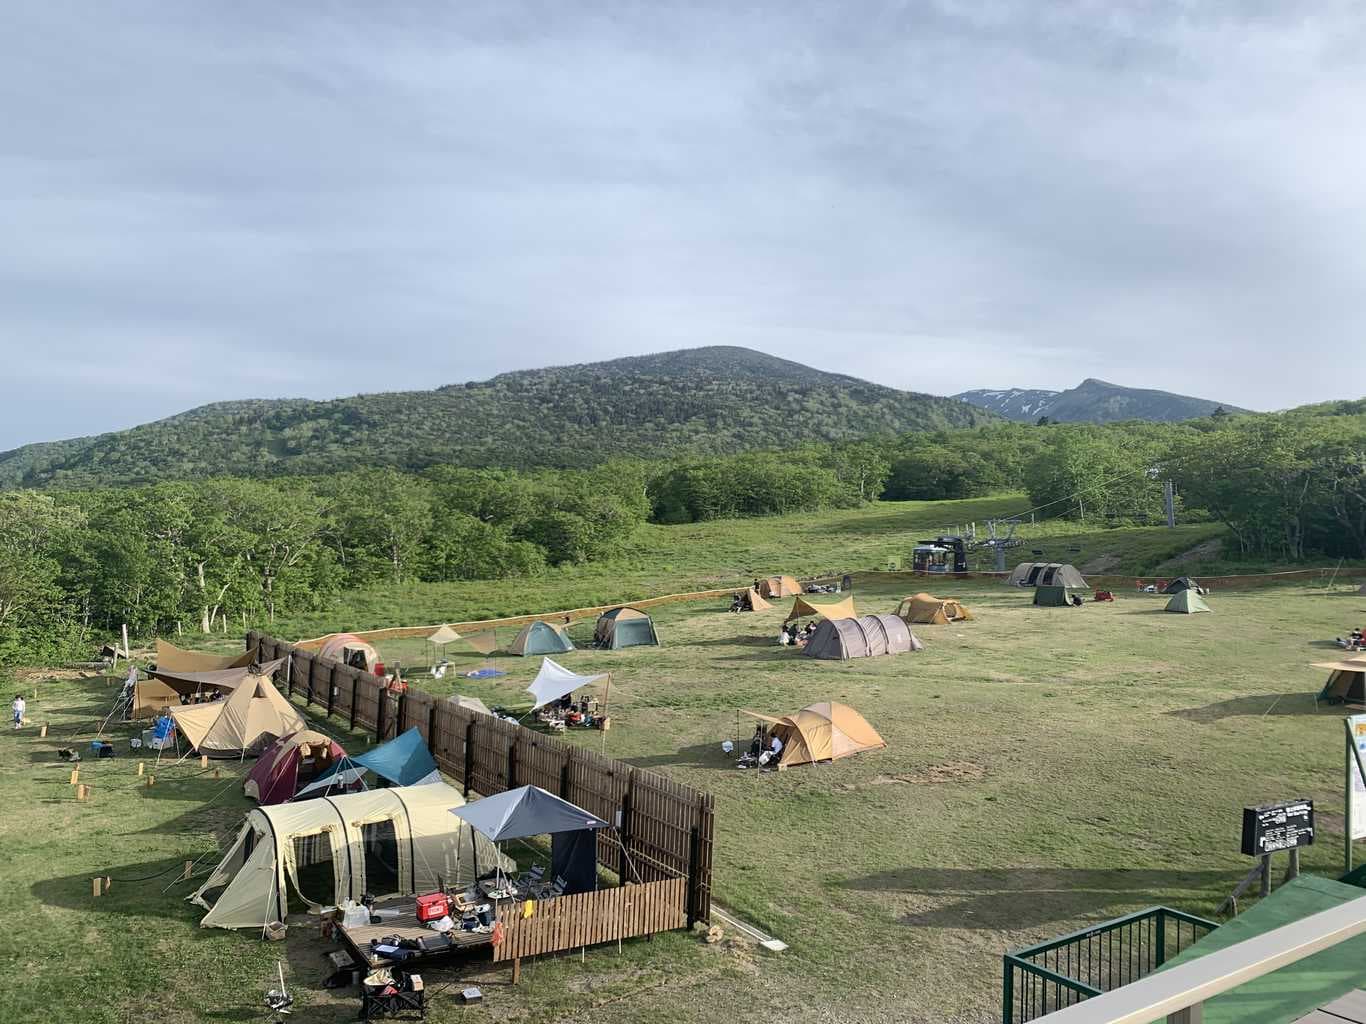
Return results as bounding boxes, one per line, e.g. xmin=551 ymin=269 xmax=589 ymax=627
xmin=1007 ymin=562 xmax=1087 ymax=589
xmin=313 ymin=633 xmax=382 ymax=673
xmin=168 ymin=661 xmax=303 ymax=758
xmin=190 ymin=783 xmax=513 ymax=930
xmin=803 ymin=614 xmax=922 ymax=660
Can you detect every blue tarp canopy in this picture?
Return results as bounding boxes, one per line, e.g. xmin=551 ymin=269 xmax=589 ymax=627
xmin=448 ymin=784 xmax=609 ymax=842
xmin=294 ymin=726 xmax=440 ymax=798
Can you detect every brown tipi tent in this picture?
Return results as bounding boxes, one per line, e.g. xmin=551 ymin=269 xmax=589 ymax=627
xmin=169 ymin=660 xmax=303 ymax=758
xmin=1316 ymin=656 xmax=1366 ymax=705
xmin=896 ymin=593 xmax=974 ymax=625
xmin=758 ymin=575 xmax=802 ymax=598
xmin=733 ymin=589 xmax=771 ymax=612
xmin=742 ymin=702 xmax=885 ymax=768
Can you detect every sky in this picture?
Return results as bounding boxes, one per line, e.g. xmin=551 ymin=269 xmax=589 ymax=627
xmin=3 ymin=2 xmax=1365 ymax=450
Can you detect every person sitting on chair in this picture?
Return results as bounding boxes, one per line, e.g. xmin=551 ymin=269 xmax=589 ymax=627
xmin=748 ymin=725 xmax=765 ymax=759
xmin=760 ymin=732 xmax=784 ymax=767
xmin=785 ymin=622 xmax=800 ymax=645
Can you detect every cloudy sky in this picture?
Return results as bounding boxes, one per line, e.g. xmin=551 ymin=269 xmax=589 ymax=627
xmin=3 ymin=2 xmax=1364 ymax=450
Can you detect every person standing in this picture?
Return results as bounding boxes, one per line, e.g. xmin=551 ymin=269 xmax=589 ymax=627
xmin=12 ymin=693 xmax=26 ymax=729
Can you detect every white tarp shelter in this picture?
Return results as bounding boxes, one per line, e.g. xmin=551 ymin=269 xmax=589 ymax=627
xmin=190 ymin=783 xmax=511 ymax=930
xmin=526 ymin=658 xmax=607 ymax=711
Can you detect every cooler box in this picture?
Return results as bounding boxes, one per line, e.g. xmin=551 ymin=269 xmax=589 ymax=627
xmin=415 ymin=892 xmax=449 ymax=923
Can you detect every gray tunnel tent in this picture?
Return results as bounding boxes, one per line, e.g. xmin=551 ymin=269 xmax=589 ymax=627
xmin=1007 ymin=562 xmax=1088 ymax=589
xmin=594 ymin=607 xmax=659 ymax=649
xmin=803 ymin=614 xmax=923 ymax=660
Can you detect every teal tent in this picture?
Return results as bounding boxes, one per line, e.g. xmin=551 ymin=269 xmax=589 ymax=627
xmin=593 ymin=607 xmax=659 ymax=650
xmin=508 ymin=620 xmax=574 ymax=656
xmin=293 ymin=726 xmax=440 ymax=798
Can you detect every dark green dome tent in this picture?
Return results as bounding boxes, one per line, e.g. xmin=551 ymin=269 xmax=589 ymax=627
xmin=593 ymin=607 xmax=659 ymax=650
xmin=1034 ymin=585 xmax=1085 ymax=607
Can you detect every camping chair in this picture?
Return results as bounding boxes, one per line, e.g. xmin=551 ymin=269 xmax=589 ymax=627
xmin=517 ymin=863 xmax=546 ymax=893
xmin=549 ymin=874 xmax=568 ymax=899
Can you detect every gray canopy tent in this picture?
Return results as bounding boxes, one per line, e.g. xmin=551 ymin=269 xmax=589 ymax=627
xmin=450 ymin=785 xmax=611 ymax=895
xmin=1007 ymin=562 xmax=1087 ymax=588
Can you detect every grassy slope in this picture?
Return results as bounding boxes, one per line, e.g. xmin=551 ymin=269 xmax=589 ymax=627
xmin=6 ymin=498 xmax=1366 ymax=1024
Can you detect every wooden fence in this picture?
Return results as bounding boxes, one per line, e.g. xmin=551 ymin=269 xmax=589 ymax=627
xmin=493 ymin=876 xmax=687 ymax=961
xmin=248 ymin=631 xmax=713 ymax=925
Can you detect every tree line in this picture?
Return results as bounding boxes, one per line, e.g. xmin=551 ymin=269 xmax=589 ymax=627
xmin=2 ymin=403 xmax=1362 ymax=664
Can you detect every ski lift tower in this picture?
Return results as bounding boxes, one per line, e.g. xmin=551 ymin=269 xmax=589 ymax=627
xmin=978 ymin=518 xmax=1025 ymax=571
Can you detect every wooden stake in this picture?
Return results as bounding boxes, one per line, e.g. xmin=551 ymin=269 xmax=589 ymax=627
xmin=138 ymin=761 xmax=145 ymax=777
xmin=183 ymin=860 xmax=193 ymax=880
xmin=511 ymin=957 xmax=522 ymax=985
xmin=213 ymin=768 xmax=220 ymax=780
xmin=39 ymin=724 xmax=47 ymax=738
xmin=92 ymin=877 xmax=102 ymax=898
xmin=200 ymin=754 xmax=208 ymax=769
xmin=146 ymin=775 xmax=155 ymax=788
xmin=69 ymin=768 xmax=79 ymax=786
xmin=76 ymin=784 xmax=88 ymax=801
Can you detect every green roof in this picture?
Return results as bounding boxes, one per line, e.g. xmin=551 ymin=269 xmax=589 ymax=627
xmin=1157 ymin=876 xmax=1366 ymax=1024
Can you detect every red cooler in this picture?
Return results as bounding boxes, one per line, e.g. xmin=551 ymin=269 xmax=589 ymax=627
xmin=415 ymin=892 xmax=450 ymax=923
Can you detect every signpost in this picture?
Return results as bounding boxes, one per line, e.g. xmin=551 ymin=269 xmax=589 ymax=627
xmin=1345 ymin=715 xmax=1366 ymax=872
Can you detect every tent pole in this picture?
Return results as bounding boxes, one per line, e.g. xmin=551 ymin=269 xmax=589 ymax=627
xmin=601 ymin=674 xmax=611 ymax=754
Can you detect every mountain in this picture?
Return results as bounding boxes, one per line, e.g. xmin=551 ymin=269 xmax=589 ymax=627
xmin=953 ymin=379 xmax=1246 ymax=423
xmin=0 ymin=346 xmax=995 ymax=489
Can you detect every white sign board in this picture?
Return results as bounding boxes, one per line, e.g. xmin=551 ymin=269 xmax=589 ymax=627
xmin=1349 ymin=715 xmax=1366 ymax=842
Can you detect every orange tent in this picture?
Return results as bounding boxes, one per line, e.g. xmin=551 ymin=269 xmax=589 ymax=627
xmin=758 ymin=575 xmax=802 ymax=598
xmin=742 ymin=702 xmax=885 ymax=768
xmin=896 ymin=593 xmax=974 ymax=625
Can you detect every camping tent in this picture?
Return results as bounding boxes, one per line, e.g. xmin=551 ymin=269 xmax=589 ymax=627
xmin=154 ymin=639 xmax=257 ymax=674
xmin=295 ymin=726 xmax=442 ymax=799
xmin=594 ymin=607 xmax=659 ymax=649
xmin=1034 ymin=586 xmax=1084 ymax=607
xmin=190 ymin=782 xmax=511 ymax=930
xmin=1316 ymin=656 xmax=1366 ymax=705
xmin=896 ymin=593 xmax=974 ymax=625
xmin=169 ymin=661 xmax=303 ymax=758
xmin=758 ymin=575 xmax=802 ymax=598
xmin=450 ymin=785 xmax=609 ymax=895
xmin=526 ymin=658 xmax=607 ymax=711
xmin=448 ymin=694 xmax=492 ymax=716
xmin=314 ymin=632 xmax=382 ymax=673
xmin=785 ymin=594 xmax=857 ymax=623
xmin=802 ymin=615 xmax=921 ymax=660
xmin=733 ymin=589 xmax=771 ymax=612
xmin=1164 ymin=577 xmax=1202 ymax=594
xmin=1165 ymin=589 xmax=1212 ymax=614
xmin=130 ymin=660 xmax=270 ymax=720
xmin=741 ymin=702 xmax=885 ymax=769
xmin=1007 ymin=562 xmax=1088 ymax=588
xmin=244 ymin=731 xmax=347 ymax=805
xmin=425 ymin=625 xmax=462 ymax=667
xmin=508 ymin=621 xmax=574 ymax=656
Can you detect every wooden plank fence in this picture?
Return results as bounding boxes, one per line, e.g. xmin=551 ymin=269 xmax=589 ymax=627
xmin=493 ymin=877 xmax=687 ymax=961
xmin=249 ymin=631 xmax=714 ymax=925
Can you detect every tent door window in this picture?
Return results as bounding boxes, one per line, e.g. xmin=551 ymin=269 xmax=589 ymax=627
xmin=360 ymin=819 xmax=401 ymax=897
xmin=292 ymin=831 xmax=337 ymax=907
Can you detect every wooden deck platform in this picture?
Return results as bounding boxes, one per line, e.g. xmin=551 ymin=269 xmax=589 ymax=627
xmin=338 ymin=901 xmax=492 ymax=969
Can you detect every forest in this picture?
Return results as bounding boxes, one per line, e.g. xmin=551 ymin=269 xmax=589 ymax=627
xmin=1 ymin=402 xmax=1362 ymax=664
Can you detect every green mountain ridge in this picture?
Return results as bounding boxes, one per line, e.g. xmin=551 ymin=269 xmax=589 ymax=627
xmin=0 ymin=346 xmax=995 ymax=489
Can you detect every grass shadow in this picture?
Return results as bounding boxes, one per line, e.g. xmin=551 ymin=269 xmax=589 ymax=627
xmin=625 ymin=741 xmax=738 ymax=771
xmin=32 ymin=857 xmax=216 ymax=921
xmin=837 ymin=866 xmax=1234 ymax=930
xmin=1167 ymin=692 xmax=1336 ymax=722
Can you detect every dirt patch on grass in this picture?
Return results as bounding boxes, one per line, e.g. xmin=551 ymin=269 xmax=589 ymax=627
xmin=1155 ymin=538 xmax=1224 ymax=572
xmin=849 ymin=762 xmax=987 ymax=790
xmin=1081 ymin=554 xmax=1121 ymax=574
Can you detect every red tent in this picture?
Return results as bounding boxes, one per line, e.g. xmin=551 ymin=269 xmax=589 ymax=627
xmin=243 ymin=730 xmax=347 ymax=805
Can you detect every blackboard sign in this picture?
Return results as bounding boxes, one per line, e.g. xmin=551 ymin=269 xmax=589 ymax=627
xmin=1241 ymin=800 xmax=1315 ymax=856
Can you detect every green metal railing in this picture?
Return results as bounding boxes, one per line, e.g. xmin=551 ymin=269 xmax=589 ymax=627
xmin=1002 ymin=906 xmax=1218 ymax=1023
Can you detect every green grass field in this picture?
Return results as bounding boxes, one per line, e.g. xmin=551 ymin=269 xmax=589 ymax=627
xmin=5 ymin=498 xmax=1366 ymax=1024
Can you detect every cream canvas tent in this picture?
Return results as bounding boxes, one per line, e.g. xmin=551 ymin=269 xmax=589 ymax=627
xmin=785 ymin=594 xmax=857 ymax=623
xmin=1316 ymin=656 xmax=1366 ymax=705
xmin=314 ymin=633 xmax=382 ymax=672
xmin=758 ymin=575 xmax=802 ymax=598
xmin=741 ymin=702 xmax=885 ymax=769
xmin=190 ymin=782 xmax=512 ymax=930
xmin=802 ymin=615 xmax=922 ymax=660
xmin=154 ymin=639 xmax=256 ymax=674
xmin=169 ymin=660 xmax=303 ymax=758
xmin=1007 ymin=562 xmax=1087 ymax=588
xmin=896 ymin=593 xmax=974 ymax=625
